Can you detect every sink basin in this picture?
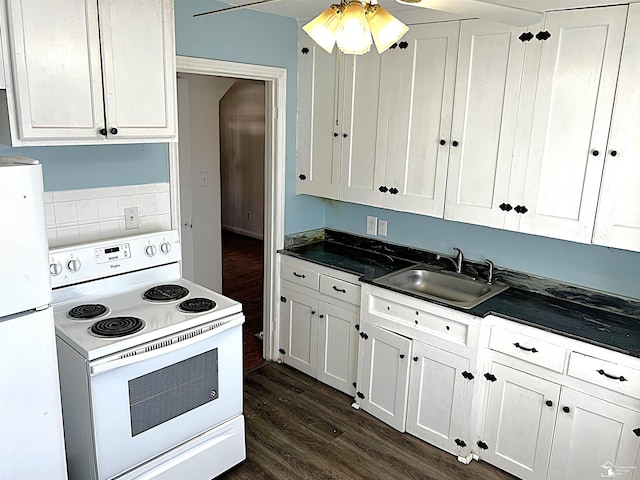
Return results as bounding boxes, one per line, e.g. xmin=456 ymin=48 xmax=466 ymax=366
xmin=372 ymin=265 xmax=508 ymax=309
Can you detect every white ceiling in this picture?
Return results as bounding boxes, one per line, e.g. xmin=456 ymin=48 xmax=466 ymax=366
xmin=215 ymin=0 xmax=627 ymax=24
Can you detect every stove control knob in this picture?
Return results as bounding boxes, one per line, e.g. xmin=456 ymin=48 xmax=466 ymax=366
xmin=160 ymin=242 xmax=171 ymax=254
xmin=145 ymin=245 xmax=157 ymax=257
xmin=67 ymin=259 xmax=81 ymax=272
xmin=50 ymin=262 xmax=63 ymax=276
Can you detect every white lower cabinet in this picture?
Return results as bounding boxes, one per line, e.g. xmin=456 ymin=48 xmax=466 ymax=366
xmin=547 ymin=388 xmax=640 ymax=480
xmin=477 ymin=317 xmax=640 ymax=480
xmin=406 ymin=341 xmax=474 ymax=457
xmin=279 ymin=256 xmax=360 ymax=396
xmin=479 ymin=362 xmax=560 ymax=480
xmin=356 ymin=323 xmax=411 ymax=431
xmin=356 ymin=284 xmax=479 ymax=457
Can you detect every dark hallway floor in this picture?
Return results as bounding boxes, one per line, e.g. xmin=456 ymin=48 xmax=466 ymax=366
xmin=222 ymin=230 xmax=264 ymax=372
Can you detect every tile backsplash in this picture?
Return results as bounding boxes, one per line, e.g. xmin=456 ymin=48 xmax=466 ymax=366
xmin=44 ymin=183 xmax=172 ymax=248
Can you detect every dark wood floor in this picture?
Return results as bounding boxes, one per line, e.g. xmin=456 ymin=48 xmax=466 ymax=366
xmin=222 ymin=230 xmax=265 ymax=372
xmin=221 ymin=363 xmax=518 ymax=480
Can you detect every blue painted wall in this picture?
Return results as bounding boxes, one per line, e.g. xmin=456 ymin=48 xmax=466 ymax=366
xmin=325 ymin=201 xmax=640 ymax=299
xmin=0 ymin=144 xmax=168 ymax=191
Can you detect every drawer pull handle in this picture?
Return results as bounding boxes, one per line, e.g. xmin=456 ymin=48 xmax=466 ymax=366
xmin=332 ymin=286 xmax=347 ymax=293
xmin=292 ymin=272 xmax=306 ymax=278
xmin=596 ymin=369 xmax=627 ymax=382
xmin=514 ymin=342 xmax=538 ymax=353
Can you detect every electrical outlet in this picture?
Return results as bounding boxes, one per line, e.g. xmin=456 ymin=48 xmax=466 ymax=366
xmin=378 ymin=219 xmax=388 ymax=236
xmin=124 ymin=207 xmax=140 ymax=230
xmin=366 ymin=216 xmax=378 ymax=235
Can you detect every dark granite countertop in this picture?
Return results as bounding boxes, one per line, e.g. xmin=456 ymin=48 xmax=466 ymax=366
xmin=280 ymin=236 xmax=640 ymax=359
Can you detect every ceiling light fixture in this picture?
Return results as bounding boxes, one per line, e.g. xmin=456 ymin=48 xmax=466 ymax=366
xmin=303 ymin=1 xmax=409 ymax=55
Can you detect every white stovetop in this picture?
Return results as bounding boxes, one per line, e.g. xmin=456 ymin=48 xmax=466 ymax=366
xmin=54 ymin=275 xmax=242 ymax=361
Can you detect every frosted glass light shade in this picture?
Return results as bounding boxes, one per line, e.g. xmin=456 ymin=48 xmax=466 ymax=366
xmin=302 ymin=5 xmax=342 ymax=54
xmin=335 ymin=2 xmax=372 ymax=55
xmin=366 ymin=5 xmax=409 ymax=53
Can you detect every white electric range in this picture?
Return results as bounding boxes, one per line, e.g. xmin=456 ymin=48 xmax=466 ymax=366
xmin=50 ymin=230 xmax=246 ymax=480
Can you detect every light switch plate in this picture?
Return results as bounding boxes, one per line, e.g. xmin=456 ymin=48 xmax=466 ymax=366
xmin=366 ymin=215 xmax=377 ymax=235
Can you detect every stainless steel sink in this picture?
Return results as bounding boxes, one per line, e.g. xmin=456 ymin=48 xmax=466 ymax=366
xmin=372 ymin=265 xmax=508 ymax=309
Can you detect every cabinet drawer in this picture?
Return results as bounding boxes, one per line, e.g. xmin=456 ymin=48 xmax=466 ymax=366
xmin=281 ymin=262 xmax=320 ymax=290
xmin=568 ymin=352 xmax=640 ymax=400
xmin=489 ymin=327 xmax=567 ymax=373
xmin=369 ymin=295 xmax=468 ymax=347
xmin=319 ymin=275 xmax=360 ymax=305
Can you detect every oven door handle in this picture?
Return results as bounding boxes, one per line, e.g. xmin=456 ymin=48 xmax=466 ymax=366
xmin=89 ymin=314 xmax=244 ymax=376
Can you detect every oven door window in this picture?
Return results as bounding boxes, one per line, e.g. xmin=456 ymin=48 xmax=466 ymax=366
xmin=129 ymin=348 xmax=219 ymax=436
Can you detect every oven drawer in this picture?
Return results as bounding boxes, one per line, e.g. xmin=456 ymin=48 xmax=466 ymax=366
xmin=319 ymin=275 xmax=360 ymax=305
xmin=568 ymin=352 xmax=640 ymax=399
xmin=489 ymin=326 xmax=567 ymax=373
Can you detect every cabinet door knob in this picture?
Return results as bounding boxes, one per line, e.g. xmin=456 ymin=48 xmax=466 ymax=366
xmin=400 ymin=354 xmax=405 ymax=359
xmin=633 ymin=428 xmax=640 ymax=437
xmin=477 ymin=440 xmax=489 ymax=450
xmin=562 ymin=406 xmax=570 ymax=413
xmin=343 ymin=133 xmax=348 ymax=138
xmin=110 ymin=127 xmax=118 ymax=135
xmin=499 ymin=203 xmax=513 ymax=212
xmin=379 ymin=185 xmax=388 ymax=193
xmin=439 ymin=139 xmax=446 ymax=146
xmin=334 ymin=132 xmax=339 ymax=137
xmin=484 ymin=373 xmax=497 ymax=382
xmin=514 ymin=205 xmax=528 ymax=214
xmin=592 ymin=149 xmax=600 ymax=157
xmin=319 ymin=314 xmax=324 ymax=319
xmin=99 ymin=128 xmax=108 ymax=136
xmin=536 ymin=30 xmax=551 ymax=41
xmin=545 ymin=400 xmax=553 ymax=407
xmin=452 ymin=140 xmax=459 ymax=147
xmin=389 ymin=187 xmax=399 ymax=195
xmin=519 ymin=31 xmax=534 ymax=42
xmin=610 ymin=150 xmax=618 ymax=157
xmin=413 ymin=356 xmax=419 ymax=362
xmin=311 ymin=310 xmax=316 ymax=315
xmin=298 ymin=174 xmax=307 ymax=180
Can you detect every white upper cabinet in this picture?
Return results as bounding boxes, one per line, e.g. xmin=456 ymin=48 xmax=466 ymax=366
xmin=387 ymin=22 xmax=459 ymax=217
xmin=444 ymin=20 xmax=534 ymax=228
xmin=593 ymin=4 xmax=640 ymax=252
xmin=298 ymin=33 xmax=382 ymax=200
xmin=0 ymin=0 xmax=176 ymax=146
xmin=341 ymin=22 xmax=460 ymax=216
xmin=515 ymin=6 xmax=627 ymax=242
xmin=297 ymin=34 xmax=342 ymax=199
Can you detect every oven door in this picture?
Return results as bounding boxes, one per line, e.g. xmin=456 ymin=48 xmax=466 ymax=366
xmin=88 ymin=314 xmax=244 ymax=480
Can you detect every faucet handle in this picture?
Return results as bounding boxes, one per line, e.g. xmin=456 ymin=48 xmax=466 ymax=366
xmin=484 ymin=259 xmax=494 ymax=285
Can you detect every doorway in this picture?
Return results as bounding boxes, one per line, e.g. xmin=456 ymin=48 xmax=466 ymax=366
xmin=168 ymin=56 xmax=286 ymax=368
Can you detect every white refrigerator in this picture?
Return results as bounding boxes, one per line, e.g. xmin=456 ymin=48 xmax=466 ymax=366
xmin=0 ymin=156 xmax=67 ymax=479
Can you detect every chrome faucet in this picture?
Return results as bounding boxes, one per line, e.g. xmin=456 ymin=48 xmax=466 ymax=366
xmin=484 ymin=259 xmax=494 ymax=285
xmin=438 ymin=247 xmax=464 ymax=274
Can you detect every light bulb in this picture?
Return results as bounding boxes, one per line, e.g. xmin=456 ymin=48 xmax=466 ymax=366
xmin=302 ymin=5 xmax=342 ymax=54
xmin=366 ymin=5 xmax=409 ymax=53
xmin=335 ymin=2 xmax=372 ymax=55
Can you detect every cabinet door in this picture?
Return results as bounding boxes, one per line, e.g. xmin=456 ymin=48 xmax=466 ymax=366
xmin=390 ymin=22 xmax=459 ymax=217
xmin=444 ymin=20 xmax=529 ymax=228
xmin=547 ymin=388 xmax=640 ymax=480
xmin=317 ymin=302 xmax=359 ymax=396
xmin=480 ymin=363 xmax=560 ymax=480
xmin=3 ymin=0 xmax=105 ymax=142
xmin=357 ymin=323 xmax=411 ymax=431
xmin=516 ymin=6 xmax=627 ymax=243
xmin=98 ymin=0 xmax=176 ymax=139
xmin=406 ymin=341 xmax=472 ymax=456
xmin=593 ymin=4 xmax=640 ymax=253
xmin=296 ymin=35 xmax=342 ymax=199
xmin=279 ymin=287 xmax=319 ymax=377
xmin=339 ymin=51 xmax=386 ymax=207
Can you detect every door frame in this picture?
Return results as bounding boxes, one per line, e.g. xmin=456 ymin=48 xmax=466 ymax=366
xmin=169 ymin=55 xmax=286 ymax=362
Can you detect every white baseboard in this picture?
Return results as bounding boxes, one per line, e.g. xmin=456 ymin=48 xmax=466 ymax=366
xmin=222 ymin=225 xmax=263 ymax=241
